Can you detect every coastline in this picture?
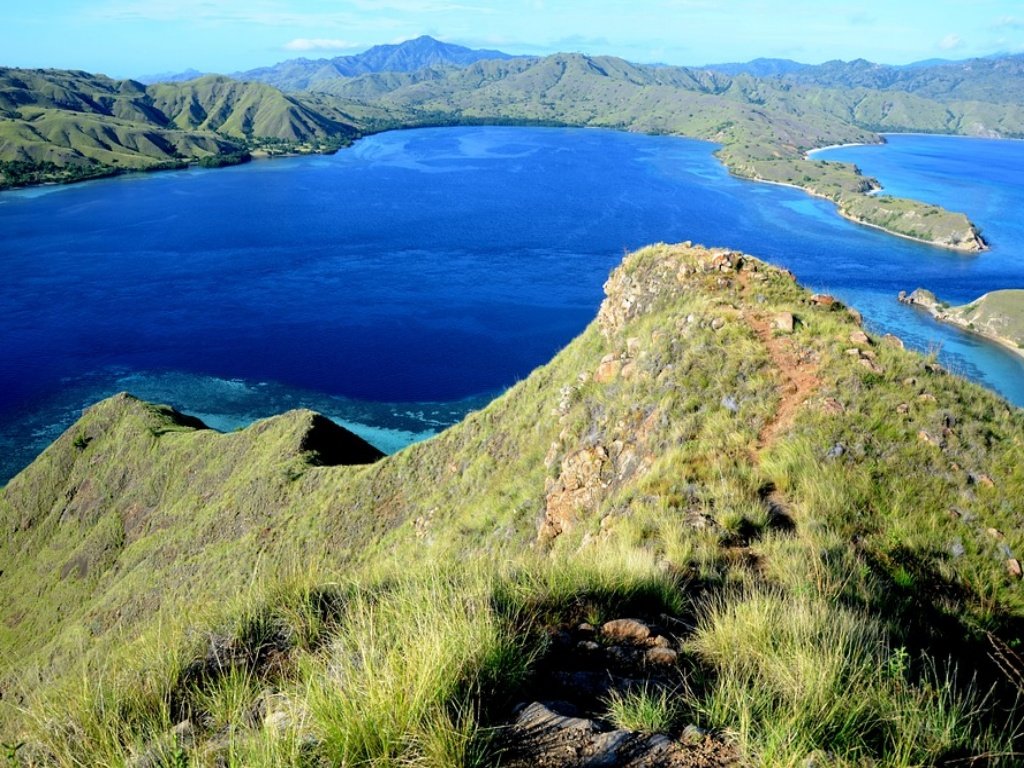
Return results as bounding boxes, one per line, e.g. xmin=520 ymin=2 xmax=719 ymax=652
xmin=733 ymin=172 xmax=984 ymax=253
xmin=899 ymin=290 xmax=1024 ymax=363
xmin=806 ymin=140 xmax=876 ymax=156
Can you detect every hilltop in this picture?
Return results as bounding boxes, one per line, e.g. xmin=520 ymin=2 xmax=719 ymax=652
xmin=3 ymin=243 xmax=1024 ymax=765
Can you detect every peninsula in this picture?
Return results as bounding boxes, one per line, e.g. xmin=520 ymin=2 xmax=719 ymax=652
xmin=899 ymin=287 xmax=1024 ymax=357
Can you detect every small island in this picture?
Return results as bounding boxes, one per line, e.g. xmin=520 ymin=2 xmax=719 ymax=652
xmin=899 ymin=287 xmax=1024 ymax=355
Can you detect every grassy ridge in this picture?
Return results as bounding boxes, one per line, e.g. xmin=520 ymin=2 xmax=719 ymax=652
xmin=4 ymin=243 xmax=1024 ymax=764
xmin=0 ymin=69 xmax=359 ymax=187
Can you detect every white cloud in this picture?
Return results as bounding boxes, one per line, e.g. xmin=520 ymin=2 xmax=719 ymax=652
xmin=995 ymin=16 xmax=1024 ymax=31
xmin=284 ymin=38 xmax=355 ymax=52
xmin=939 ymin=33 xmax=963 ymax=50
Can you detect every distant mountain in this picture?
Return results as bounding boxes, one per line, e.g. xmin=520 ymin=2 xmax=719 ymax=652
xmin=136 ymin=68 xmax=208 ymax=84
xmin=784 ymin=54 xmax=1024 ymax=103
xmin=237 ymin=35 xmax=521 ymax=91
xmin=703 ymin=57 xmax=810 ymax=77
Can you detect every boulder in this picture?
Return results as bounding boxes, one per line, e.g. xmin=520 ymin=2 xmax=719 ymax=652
xmin=601 ymin=618 xmax=651 ymax=643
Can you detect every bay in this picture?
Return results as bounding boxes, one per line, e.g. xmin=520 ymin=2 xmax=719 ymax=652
xmin=1 ymin=127 xmax=1022 ymax=483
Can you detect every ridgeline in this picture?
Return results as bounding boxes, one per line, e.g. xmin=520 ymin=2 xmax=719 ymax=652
xmin=3 ymin=243 xmax=1024 ymax=765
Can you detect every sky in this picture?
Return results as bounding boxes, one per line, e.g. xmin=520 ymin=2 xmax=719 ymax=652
xmin=3 ymin=0 xmax=1024 ymax=78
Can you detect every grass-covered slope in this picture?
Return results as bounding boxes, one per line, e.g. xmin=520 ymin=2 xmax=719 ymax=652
xmin=901 ymin=287 xmax=1024 ymax=359
xmin=3 ymin=244 xmax=1024 ymax=766
xmin=0 ymin=69 xmax=358 ymax=187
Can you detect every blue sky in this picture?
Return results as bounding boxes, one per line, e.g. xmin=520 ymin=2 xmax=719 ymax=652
xmin=4 ymin=0 xmax=1024 ymax=78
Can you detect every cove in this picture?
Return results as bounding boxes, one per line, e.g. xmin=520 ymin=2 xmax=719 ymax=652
xmin=2 ymin=126 xmax=1023 ymax=483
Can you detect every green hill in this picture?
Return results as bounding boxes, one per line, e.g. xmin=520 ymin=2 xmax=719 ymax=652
xmin=900 ymin=288 xmax=1024 ymax=357
xmin=4 ymin=243 xmax=1024 ymax=766
xmin=0 ymin=69 xmax=359 ymax=187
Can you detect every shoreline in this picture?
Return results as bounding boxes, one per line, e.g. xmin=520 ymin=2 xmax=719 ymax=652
xmin=900 ymin=291 xmax=1024 ymax=363
xmin=733 ymin=173 xmax=984 ymax=253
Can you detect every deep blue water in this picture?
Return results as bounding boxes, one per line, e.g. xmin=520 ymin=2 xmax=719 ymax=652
xmin=2 ymin=127 xmax=1023 ymax=483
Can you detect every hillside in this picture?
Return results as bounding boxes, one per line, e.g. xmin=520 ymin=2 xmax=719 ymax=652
xmin=0 ymin=68 xmax=359 ymax=187
xmin=315 ymin=52 xmax=994 ymax=250
xmin=237 ymin=35 xmax=518 ymax=92
xmin=900 ymin=288 xmax=1024 ymax=358
xmin=3 ymin=243 xmax=1024 ymax=766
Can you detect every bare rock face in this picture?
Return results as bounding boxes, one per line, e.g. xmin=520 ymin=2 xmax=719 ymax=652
xmin=541 ymin=447 xmax=612 ymax=541
xmin=501 ymin=702 xmax=740 ymax=768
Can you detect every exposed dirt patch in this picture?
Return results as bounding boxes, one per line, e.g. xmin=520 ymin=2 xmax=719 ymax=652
xmin=747 ymin=311 xmax=821 ymax=452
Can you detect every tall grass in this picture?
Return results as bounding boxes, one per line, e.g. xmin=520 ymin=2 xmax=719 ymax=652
xmin=688 ymin=589 xmax=1016 ymax=767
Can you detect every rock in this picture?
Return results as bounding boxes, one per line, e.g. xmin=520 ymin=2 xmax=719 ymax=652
xmin=826 ymin=443 xmax=845 ymax=459
xmin=577 ymin=622 xmax=596 ymax=636
xmin=849 ymin=330 xmax=871 ymax=345
xmin=1010 ymin=560 xmax=1023 ymax=579
xmin=858 ymin=357 xmax=884 ymax=374
xmin=601 ymin=618 xmax=651 ymax=643
xmin=541 ymin=446 xmax=611 ymax=541
xmin=918 ymin=430 xmax=940 ymax=447
xmin=883 ymin=333 xmax=905 ymax=349
xmin=810 ymin=293 xmax=837 ymax=307
xmin=774 ymin=311 xmax=795 ymax=333
xmin=644 ymin=635 xmax=672 ymax=648
xmin=987 ymin=528 xmax=1004 ymax=540
xmin=644 ymin=647 xmax=678 ymax=665
xmin=848 ymin=307 xmax=863 ymax=326
xmin=626 ymin=337 xmax=641 ymax=356
xmin=950 ymin=541 xmax=965 ymax=558
xmin=620 ymin=362 xmax=636 ymax=380
xmin=264 ymin=710 xmax=290 ymax=734
xmin=710 ymin=316 xmax=726 ymax=331
xmin=721 ymin=395 xmax=740 ymax=413
xmin=576 ymin=640 xmax=600 ymax=653
xmin=974 ymin=473 xmax=995 ymax=488
xmin=918 ymin=393 xmax=937 ymax=403
xmin=595 ymin=359 xmax=622 ymax=383
xmin=821 ymin=397 xmax=845 ymax=415
xmin=896 ymin=403 xmax=910 ymax=414
xmin=170 ymin=719 xmax=195 ymax=746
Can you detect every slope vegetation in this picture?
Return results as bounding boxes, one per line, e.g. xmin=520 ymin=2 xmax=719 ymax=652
xmin=3 ymin=244 xmax=1024 ymax=765
xmin=0 ymin=69 xmax=358 ymax=187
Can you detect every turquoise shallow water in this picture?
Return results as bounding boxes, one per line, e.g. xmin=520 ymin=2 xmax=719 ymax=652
xmin=1 ymin=127 xmax=1023 ymax=482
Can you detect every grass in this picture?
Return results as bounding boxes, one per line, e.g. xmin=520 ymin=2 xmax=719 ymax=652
xmin=604 ymin=684 xmax=685 ymax=734
xmin=6 ymin=243 xmax=1024 ymax=764
xmin=689 ymin=589 xmax=1016 ymax=766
